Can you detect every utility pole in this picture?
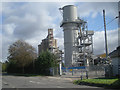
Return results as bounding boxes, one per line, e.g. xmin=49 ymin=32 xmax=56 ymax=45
xmin=103 ymin=10 xmax=108 ymax=59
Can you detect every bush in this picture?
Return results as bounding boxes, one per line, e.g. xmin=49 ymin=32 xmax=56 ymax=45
xmin=2 ymin=63 xmax=7 ymax=72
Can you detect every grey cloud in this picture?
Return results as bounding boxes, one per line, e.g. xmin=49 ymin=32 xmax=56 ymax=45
xmin=3 ymin=3 xmax=59 ymax=40
xmin=2 ymin=35 xmax=17 ymax=62
xmin=93 ymin=29 xmax=118 ymax=55
xmin=1 ymin=2 xmax=118 ymax=62
xmin=77 ymin=2 xmax=118 ymax=18
xmin=2 ymin=2 xmax=75 ymax=61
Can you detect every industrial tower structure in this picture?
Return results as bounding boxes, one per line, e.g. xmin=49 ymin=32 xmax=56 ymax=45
xmin=60 ymin=5 xmax=94 ymax=67
xmin=38 ymin=29 xmax=58 ymax=55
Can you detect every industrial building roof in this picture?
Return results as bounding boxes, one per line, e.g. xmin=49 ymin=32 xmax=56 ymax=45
xmin=109 ymin=46 xmax=120 ymax=58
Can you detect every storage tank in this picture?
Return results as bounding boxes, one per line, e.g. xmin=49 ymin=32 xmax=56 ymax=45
xmin=62 ymin=5 xmax=78 ymax=22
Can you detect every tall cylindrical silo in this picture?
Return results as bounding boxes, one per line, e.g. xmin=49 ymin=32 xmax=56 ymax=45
xmin=63 ymin=5 xmax=78 ymax=22
xmin=60 ymin=5 xmax=79 ymax=67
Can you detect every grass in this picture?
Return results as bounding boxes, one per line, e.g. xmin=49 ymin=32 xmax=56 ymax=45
xmin=73 ymin=78 xmax=120 ymax=89
xmin=74 ymin=78 xmax=117 ymax=85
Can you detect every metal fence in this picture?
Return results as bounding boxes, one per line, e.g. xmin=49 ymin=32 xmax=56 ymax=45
xmin=49 ymin=65 xmax=113 ymax=78
xmin=62 ymin=65 xmax=108 ymax=79
xmin=87 ymin=65 xmax=105 ymax=78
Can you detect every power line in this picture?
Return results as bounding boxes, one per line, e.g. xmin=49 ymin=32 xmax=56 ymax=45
xmin=96 ymin=16 xmax=119 ymax=31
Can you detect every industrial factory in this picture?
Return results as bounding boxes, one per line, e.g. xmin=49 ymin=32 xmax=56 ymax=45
xmin=37 ymin=5 xmax=119 ymax=77
xmin=59 ymin=5 xmax=94 ymax=67
xmin=38 ymin=28 xmax=60 ymax=55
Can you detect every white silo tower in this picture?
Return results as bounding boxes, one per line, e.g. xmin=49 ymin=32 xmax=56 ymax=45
xmin=60 ymin=5 xmax=94 ymax=67
xmin=60 ymin=5 xmax=79 ymax=67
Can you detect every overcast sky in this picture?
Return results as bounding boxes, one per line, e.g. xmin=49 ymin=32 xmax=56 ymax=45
xmin=0 ymin=2 xmax=119 ymax=62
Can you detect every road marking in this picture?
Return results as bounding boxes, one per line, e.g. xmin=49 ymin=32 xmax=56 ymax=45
xmin=56 ymin=86 xmax=63 ymax=88
xmin=47 ymin=77 xmax=61 ymax=79
xmin=3 ymin=81 xmax=16 ymax=88
xmin=29 ymin=81 xmax=34 ymax=83
xmin=12 ymin=86 xmax=15 ymax=88
xmin=3 ymin=82 xmax=8 ymax=85
xmin=29 ymin=81 xmax=42 ymax=84
xmin=48 ymin=76 xmax=73 ymax=81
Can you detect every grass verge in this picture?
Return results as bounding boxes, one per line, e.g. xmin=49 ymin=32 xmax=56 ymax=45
xmin=73 ymin=78 xmax=120 ymax=89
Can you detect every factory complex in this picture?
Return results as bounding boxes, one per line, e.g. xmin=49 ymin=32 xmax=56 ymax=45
xmin=37 ymin=5 xmax=120 ymax=77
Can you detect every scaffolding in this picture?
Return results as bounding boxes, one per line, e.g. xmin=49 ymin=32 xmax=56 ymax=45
xmin=72 ymin=19 xmax=94 ymax=67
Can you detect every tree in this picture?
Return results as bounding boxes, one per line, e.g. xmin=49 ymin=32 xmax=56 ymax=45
xmin=35 ymin=50 xmax=58 ymax=75
xmin=2 ymin=61 xmax=8 ymax=72
xmin=7 ymin=40 xmax=37 ymax=73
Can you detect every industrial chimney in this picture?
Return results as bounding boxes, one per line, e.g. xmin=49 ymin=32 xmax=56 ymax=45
xmin=60 ymin=5 xmax=79 ymax=67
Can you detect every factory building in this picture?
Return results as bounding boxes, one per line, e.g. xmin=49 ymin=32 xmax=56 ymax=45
xmin=38 ymin=29 xmax=58 ymax=56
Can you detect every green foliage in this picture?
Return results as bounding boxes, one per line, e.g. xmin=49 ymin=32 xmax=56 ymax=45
xmin=2 ymin=63 xmax=7 ymax=72
xmin=7 ymin=59 xmax=35 ymax=74
xmin=35 ymin=50 xmax=58 ymax=75
xmin=62 ymin=62 xmax=65 ymax=67
xmin=73 ymin=78 xmax=120 ymax=89
xmin=6 ymin=40 xmax=58 ymax=75
xmin=110 ymin=79 xmax=120 ymax=89
xmin=7 ymin=60 xmax=20 ymax=73
xmin=7 ymin=40 xmax=37 ymax=74
xmin=6 ymin=73 xmax=44 ymax=77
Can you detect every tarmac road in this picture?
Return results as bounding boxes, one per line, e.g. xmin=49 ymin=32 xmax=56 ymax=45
xmin=2 ymin=74 xmax=99 ymax=89
xmin=2 ymin=74 xmax=113 ymax=90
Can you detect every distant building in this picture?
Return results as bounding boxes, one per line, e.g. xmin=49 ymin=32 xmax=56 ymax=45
xmin=109 ymin=46 xmax=120 ymax=77
xmin=92 ymin=53 xmax=107 ymax=65
xmin=38 ymin=28 xmax=63 ymax=76
xmin=38 ymin=28 xmax=60 ymax=56
xmin=97 ymin=53 xmax=106 ymax=58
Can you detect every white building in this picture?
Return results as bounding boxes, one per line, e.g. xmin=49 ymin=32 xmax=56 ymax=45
xmin=109 ymin=46 xmax=120 ymax=77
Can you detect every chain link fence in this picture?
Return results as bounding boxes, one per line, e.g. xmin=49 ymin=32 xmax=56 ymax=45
xmin=61 ymin=65 xmax=113 ymax=79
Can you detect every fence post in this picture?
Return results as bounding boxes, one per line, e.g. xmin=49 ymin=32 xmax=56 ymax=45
xmin=53 ymin=67 xmax=54 ymax=76
xmin=86 ymin=70 xmax=88 ymax=79
xmin=86 ymin=66 xmax=88 ymax=79
xmin=72 ymin=69 xmax=73 ymax=76
xmin=81 ymin=70 xmax=83 ymax=80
